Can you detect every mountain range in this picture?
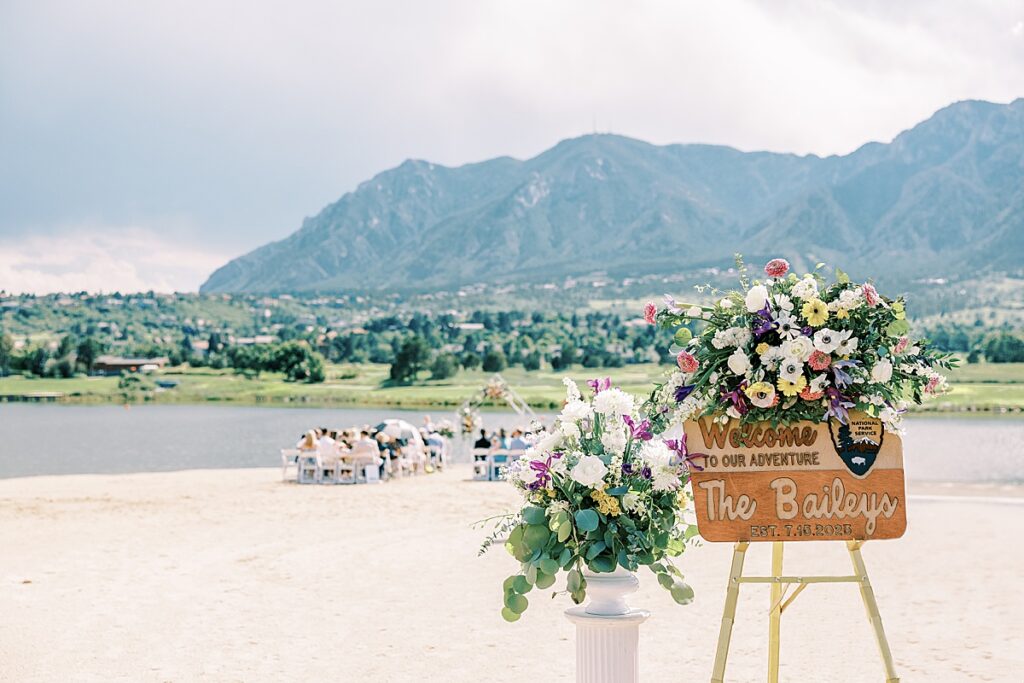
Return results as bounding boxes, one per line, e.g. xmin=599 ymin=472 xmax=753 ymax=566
xmin=201 ymin=98 xmax=1024 ymax=294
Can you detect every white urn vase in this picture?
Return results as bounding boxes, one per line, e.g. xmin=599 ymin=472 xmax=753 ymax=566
xmin=565 ymin=566 xmax=651 ymax=683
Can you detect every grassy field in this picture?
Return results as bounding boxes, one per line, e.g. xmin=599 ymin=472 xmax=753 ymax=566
xmin=1 ymin=361 xmax=1023 ymax=413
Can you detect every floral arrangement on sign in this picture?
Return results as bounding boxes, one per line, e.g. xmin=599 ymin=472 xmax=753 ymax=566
xmin=644 ymin=257 xmax=957 ymax=435
xmin=481 ymin=378 xmax=699 ymax=622
xmin=485 ymin=377 xmax=510 ymax=400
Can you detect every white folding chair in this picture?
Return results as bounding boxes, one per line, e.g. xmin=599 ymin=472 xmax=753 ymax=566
xmin=281 ymin=448 xmax=300 ymax=482
xmin=297 ymin=453 xmax=320 ymax=484
xmin=472 ymin=448 xmax=492 ymax=480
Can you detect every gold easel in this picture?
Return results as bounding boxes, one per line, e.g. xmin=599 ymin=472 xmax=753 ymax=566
xmin=710 ymin=540 xmax=899 ymax=683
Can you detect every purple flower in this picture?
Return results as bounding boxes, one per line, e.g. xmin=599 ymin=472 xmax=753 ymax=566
xmin=752 ymin=304 xmax=776 ymax=338
xmin=801 ymin=326 xmax=814 ymax=337
xmin=663 ymin=294 xmax=684 ymax=314
xmin=587 ymin=377 xmax=611 ymax=394
xmin=831 ymin=359 xmax=860 ymax=390
xmin=621 ymin=462 xmax=634 ymax=475
xmin=674 ymin=384 xmax=695 ymax=403
xmin=823 ymin=387 xmax=856 ymax=424
xmin=528 ymin=451 xmax=563 ymax=488
xmin=720 ymin=382 xmax=749 ymax=416
xmin=641 ymin=466 xmax=652 ymax=479
xmin=623 ymin=414 xmax=653 ymax=441
xmin=664 ymin=435 xmax=707 ymax=472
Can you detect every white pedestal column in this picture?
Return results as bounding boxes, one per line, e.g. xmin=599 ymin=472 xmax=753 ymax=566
xmin=564 ymin=567 xmax=651 ymax=683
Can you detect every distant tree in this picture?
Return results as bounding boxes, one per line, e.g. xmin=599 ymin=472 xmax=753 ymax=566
xmin=522 ymin=350 xmax=542 ymax=371
xmin=430 ymin=353 xmax=459 ymax=380
xmin=0 ymin=332 xmax=12 ymax=376
xmin=389 ymin=336 xmax=431 ymax=383
xmin=29 ymin=347 xmax=49 ymax=377
xmin=76 ymin=337 xmax=104 ymax=373
xmin=551 ymin=341 xmax=576 ymax=370
xmin=461 ymin=351 xmax=481 ymax=370
xmin=271 ymin=341 xmax=326 ymax=382
xmin=967 ymin=348 xmax=981 ymax=364
xmin=482 ymin=348 xmax=507 ymax=373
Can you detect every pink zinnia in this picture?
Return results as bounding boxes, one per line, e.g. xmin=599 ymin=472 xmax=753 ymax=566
xmin=799 ymin=386 xmax=824 ymax=401
xmin=863 ymin=283 xmax=880 ymax=307
xmin=644 ymin=302 xmax=657 ymax=324
xmin=676 ymin=351 xmax=699 ymax=374
xmin=925 ymin=376 xmax=941 ymax=394
xmin=764 ymin=258 xmax=790 ymax=278
xmin=808 ymin=350 xmax=831 ymax=371
xmin=894 ymin=336 xmax=909 ymax=354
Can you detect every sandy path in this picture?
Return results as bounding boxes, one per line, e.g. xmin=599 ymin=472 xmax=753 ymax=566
xmin=1 ymin=466 xmax=1021 ymax=682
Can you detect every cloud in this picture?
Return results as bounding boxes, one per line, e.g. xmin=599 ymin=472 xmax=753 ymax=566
xmin=0 ymin=228 xmax=228 ymax=294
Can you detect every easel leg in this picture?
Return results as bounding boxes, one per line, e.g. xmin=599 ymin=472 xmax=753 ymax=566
xmin=767 ymin=542 xmax=783 ymax=683
xmin=846 ymin=541 xmax=900 ymax=683
xmin=711 ymin=542 xmax=748 ymax=683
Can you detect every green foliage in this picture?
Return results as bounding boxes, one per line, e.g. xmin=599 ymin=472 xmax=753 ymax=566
xmin=482 ymin=348 xmax=507 ymax=373
xmin=389 ymin=336 xmax=431 ymax=383
xmin=429 ymin=353 xmax=459 ymax=380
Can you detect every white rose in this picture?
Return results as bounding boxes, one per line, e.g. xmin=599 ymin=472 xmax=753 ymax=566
xmin=686 ymin=306 xmax=702 ymax=318
xmin=560 ymin=399 xmax=593 ymax=423
xmin=559 ymin=421 xmax=581 ymax=441
xmin=570 ymin=454 xmax=608 ymax=488
xmin=719 ymin=298 xmax=734 ymax=309
xmin=782 ymin=336 xmax=814 ymax=361
xmin=870 ymin=358 xmax=894 ymax=384
xmin=592 ymin=388 xmax=635 ymax=416
xmin=601 ymin=427 xmax=627 ymax=456
xmin=727 ymin=348 xmax=751 ymax=376
xmin=791 ymin=277 xmax=818 ymax=300
xmin=745 ymin=285 xmax=770 ymax=313
xmin=779 ymin=357 xmax=803 ymax=383
xmin=651 ymin=468 xmax=682 ymax=492
xmin=813 ymin=328 xmax=841 ymax=353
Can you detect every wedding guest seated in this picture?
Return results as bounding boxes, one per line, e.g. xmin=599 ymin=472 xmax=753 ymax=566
xmin=297 ymin=430 xmax=318 ymax=451
xmin=509 ymin=429 xmax=528 ymax=450
xmin=473 ymin=429 xmax=491 ymax=449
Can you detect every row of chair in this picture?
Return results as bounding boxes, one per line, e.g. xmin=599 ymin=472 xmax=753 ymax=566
xmin=282 ymin=449 xmax=382 ymax=485
xmin=472 ymin=448 xmax=526 ymax=481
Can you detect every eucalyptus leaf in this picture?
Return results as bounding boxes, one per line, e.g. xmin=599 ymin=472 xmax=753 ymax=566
xmin=506 ymin=593 xmax=529 ymax=614
xmin=535 ymin=572 xmax=556 ymax=590
xmin=539 ymin=558 xmax=559 ymax=576
xmin=524 ymin=525 xmax=549 ymax=551
xmin=671 ymin=581 xmax=695 ymax=605
xmin=589 ymin=555 xmax=616 ymax=573
xmin=673 ymin=327 xmax=693 ymax=345
xmin=585 ymin=541 xmax=606 ymax=560
xmin=557 ymin=520 xmax=571 ymax=543
xmin=523 ymin=506 xmax=547 ymax=526
xmin=657 ymin=572 xmax=674 ymax=589
xmin=525 ymin=563 xmax=538 ymax=585
xmin=501 ymin=607 xmax=521 ymax=622
xmin=575 ymin=509 xmax=599 ymax=532
xmin=513 ymin=575 xmax=531 ymax=594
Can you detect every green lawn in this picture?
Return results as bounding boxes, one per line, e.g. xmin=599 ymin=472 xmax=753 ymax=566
xmin=1 ymin=361 xmax=1022 ymax=413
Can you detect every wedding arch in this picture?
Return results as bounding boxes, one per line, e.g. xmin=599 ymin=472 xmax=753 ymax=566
xmin=455 ymin=374 xmax=536 ymax=437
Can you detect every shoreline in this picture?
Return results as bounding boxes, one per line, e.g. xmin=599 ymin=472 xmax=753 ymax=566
xmin=2 ymin=393 xmax=1023 ymax=416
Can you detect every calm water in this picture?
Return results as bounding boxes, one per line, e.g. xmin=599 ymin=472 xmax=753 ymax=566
xmin=0 ymin=405 xmax=1021 ymax=483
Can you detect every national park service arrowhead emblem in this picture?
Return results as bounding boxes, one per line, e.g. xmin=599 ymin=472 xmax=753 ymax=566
xmin=828 ymin=412 xmax=885 ymax=478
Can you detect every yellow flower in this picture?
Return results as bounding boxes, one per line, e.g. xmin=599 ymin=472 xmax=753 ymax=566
xmin=801 ymin=298 xmax=828 ymax=326
xmin=892 ymin=301 xmax=906 ymax=320
xmin=590 ymin=488 xmax=621 ymax=517
xmin=776 ymin=375 xmax=808 ymax=397
xmin=755 ymin=342 xmax=770 ymax=355
xmin=836 ymin=307 xmax=850 ymax=320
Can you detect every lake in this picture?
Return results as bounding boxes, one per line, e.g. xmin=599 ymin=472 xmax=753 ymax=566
xmin=0 ymin=404 xmax=1022 ymax=483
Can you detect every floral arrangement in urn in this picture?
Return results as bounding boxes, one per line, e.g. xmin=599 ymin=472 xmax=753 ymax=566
xmin=481 ymin=378 xmax=699 ymax=622
xmin=645 ymin=257 xmax=957 ymax=435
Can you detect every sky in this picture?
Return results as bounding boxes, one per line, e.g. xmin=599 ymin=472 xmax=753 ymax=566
xmin=2 ymin=0 xmax=1023 ymax=294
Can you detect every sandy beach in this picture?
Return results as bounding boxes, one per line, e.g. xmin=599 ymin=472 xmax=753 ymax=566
xmin=1 ymin=466 xmax=1021 ymax=682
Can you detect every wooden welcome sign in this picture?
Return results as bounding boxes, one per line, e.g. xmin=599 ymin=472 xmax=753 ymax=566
xmin=685 ymin=412 xmax=906 ymax=542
